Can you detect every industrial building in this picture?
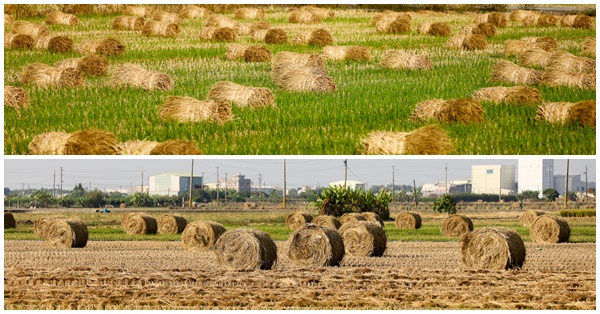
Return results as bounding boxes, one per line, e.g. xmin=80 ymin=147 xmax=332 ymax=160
xmin=471 ymin=165 xmax=516 ymax=195
xmin=148 ymin=172 xmax=203 ymax=196
xmin=518 ymin=159 xmax=554 ymax=193
xmin=328 ymin=180 xmax=366 ymax=191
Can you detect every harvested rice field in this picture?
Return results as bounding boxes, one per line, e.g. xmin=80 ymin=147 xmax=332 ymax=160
xmin=3 ymin=4 xmax=596 ymax=155
xmin=4 ymin=240 xmax=595 ymax=310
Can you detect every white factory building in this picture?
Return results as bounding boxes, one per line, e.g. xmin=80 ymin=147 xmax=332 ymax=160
xmin=328 ymin=180 xmax=366 ymax=191
xmin=518 ymin=159 xmax=554 ymax=193
xmin=148 ymin=172 xmax=203 ymax=196
xmin=471 ymin=165 xmax=516 ymax=195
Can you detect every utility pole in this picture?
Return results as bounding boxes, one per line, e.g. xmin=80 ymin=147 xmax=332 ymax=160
xmin=216 ymin=166 xmax=219 ymax=204
xmin=546 ymin=165 xmax=552 ymax=189
xmin=391 ymin=165 xmax=395 ymax=205
xmin=283 ymin=159 xmax=287 ymax=209
xmin=343 ymin=159 xmax=348 ymax=188
xmin=141 ymin=170 xmax=144 ymax=195
xmin=189 ymin=160 xmax=194 ymax=208
xmin=224 ymin=171 xmax=228 ymax=202
xmin=89 ymin=181 xmax=91 ymax=192
xmin=258 ymin=174 xmax=263 ymax=198
xmin=445 ymin=163 xmax=448 ymax=194
xmin=499 ymin=167 xmax=502 ymax=202
xmin=53 ymin=170 xmax=56 ymax=197
xmin=413 ymin=179 xmax=418 ymax=206
xmin=584 ymin=165 xmax=588 ymax=203
xmin=60 ymin=165 xmax=63 ymax=198
xmin=565 ymin=159 xmax=569 ymax=209
xmin=21 ymin=183 xmax=25 ymax=197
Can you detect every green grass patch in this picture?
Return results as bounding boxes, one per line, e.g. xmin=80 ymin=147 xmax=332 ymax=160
xmin=559 ymin=209 xmax=596 ymax=217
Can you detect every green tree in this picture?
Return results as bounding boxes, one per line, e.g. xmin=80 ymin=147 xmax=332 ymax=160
xmin=517 ymin=190 xmax=540 ymax=202
xmin=86 ymin=189 xmax=105 ymax=208
xmin=31 ymin=189 xmax=53 ymax=208
xmin=70 ymin=183 xmax=86 ymax=197
xmin=433 ymin=194 xmax=457 ymax=214
xmin=543 ymin=188 xmax=560 ymax=202
xmin=130 ymin=192 xmax=152 ymax=207
xmin=567 ymin=191 xmax=578 ymax=201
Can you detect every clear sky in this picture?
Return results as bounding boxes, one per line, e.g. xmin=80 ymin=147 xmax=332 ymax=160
xmin=3 ymin=157 xmax=595 ymax=192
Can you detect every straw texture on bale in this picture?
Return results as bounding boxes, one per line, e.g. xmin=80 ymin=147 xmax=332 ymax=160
xmin=338 ymin=213 xmax=366 ymax=225
xmin=461 ymin=228 xmax=526 ymax=270
xmin=505 ymin=37 xmax=558 ymax=56
xmin=34 ymin=217 xmax=63 ymax=238
xmin=428 ymin=22 xmax=451 ymax=36
xmin=116 ymin=139 xmax=202 ymax=155
xmin=271 ymin=64 xmax=335 ymax=92
xmin=308 ymin=29 xmax=333 ymax=46
xmin=472 ymin=86 xmax=542 ymax=106
xmin=264 ymin=28 xmax=288 ymax=44
xmin=510 ymin=10 xmax=534 ymax=22
xmin=28 ymin=129 xmax=118 ymax=155
xmin=375 ymin=14 xmax=411 ymax=34
xmin=286 ymin=212 xmax=313 ymax=230
xmin=181 ymin=220 xmax=226 ymax=251
xmin=311 ymin=215 xmax=342 ymax=230
xmin=530 ymin=215 xmax=571 ymax=243
xmin=226 ymin=44 xmax=250 ymax=60
xmin=76 ymin=38 xmax=125 ymax=56
xmin=417 ymin=22 xmax=432 ymax=34
xmin=214 ymin=228 xmax=278 ymax=270
xmin=441 ymin=214 xmax=473 ymax=237
xmin=387 ymin=17 xmax=411 ymax=34
xmin=536 ymin=101 xmax=596 ymax=127
xmin=546 ymin=51 xmax=596 ymax=73
xmin=234 ymin=7 xmax=265 ymax=20
xmin=121 ymin=213 xmax=157 ymax=235
xmin=158 ymin=96 xmax=233 ymax=124
xmin=305 ymin=6 xmax=335 ymax=19
xmin=571 ymin=15 xmax=593 ymax=29
xmin=142 ymin=20 xmax=179 ymax=37
xmin=537 ymin=14 xmax=560 ymax=26
xmin=362 ymin=125 xmax=453 ymax=155
xmin=272 ymin=51 xmax=325 ymax=69
xmin=473 ymin=23 xmax=496 ymax=37
xmin=286 ymin=223 xmax=345 ymax=267
xmin=116 ymin=140 xmax=158 ymax=155
xmin=250 ymin=21 xmax=270 ymax=32
xmin=19 ymin=63 xmax=83 ymax=88
xmin=487 ymin=12 xmax=508 ymax=27
xmin=153 ymin=11 xmax=183 ymax=24
xmin=123 ymin=5 xmax=152 ymax=17
xmin=541 ymin=71 xmax=596 ymax=90
xmin=55 ymin=55 xmax=109 ymax=77
xmin=381 ymin=50 xmax=432 ymax=70
xmin=5 ymin=13 xmax=14 ymax=25
xmin=226 ymin=44 xmax=271 ymax=62
xmin=520 ymin=209 xmax=545 ymax=227
xmin=4 ymin=212 xmax=16 ymax=229
xmin=582 ymin=37 xmax=595 ymax=57
xmin=411 ymin=98 xmax=484 ymax=124
xmin=110 ymin=63 xmax=173 ymax=91
xmin=322 ymin=45 xmax=371 ymax=62
xmin=373 ymin=11 xmax=412 ymax=26
xmin=339 ymin=221 xmax=387 ymax=257
xmin=361 ymin=212 xmax=384 ymax=229
xmin=519 ymin=48 xmax=553 ymax=68
xmin=207 ymin=81 xmax=274 ymax=108
xmin=5 ymin=33 xmax=34 ymax=49
xmin=44 ymin=219 xmax=88 ymax=248
xmin=462 ymin=34 xmax=487 ymax=50
xmin=34 ymin=35 xmax=73 ymax=53
xmin=112 ymin=16 xmax=145 ymax=30
xmin=4 ymin=86 xmax=29 ymax=110
xmin=180 ymin=6 xmax=212 ymax=19
xmin=212 ymin=27 xmax=237 ymax=42
xmin=157 ymin=214 xmax=187 ymax=234
xmin=491 ymin=61 xmax=543 ymax=85
xmin=11 ymin=21 xmax=49 ymax=38
xmin=45 ymin=11 xmax=78 ymax=26
xmin=395 ymin=211 xmax=422 ymax=229
xmin=289 ymin=9 xmax=322 ymax=24
xmin=199 ymin=26 xmax=218 ymax=41
xmin=251 ymin=29 xmax=269 ymax=42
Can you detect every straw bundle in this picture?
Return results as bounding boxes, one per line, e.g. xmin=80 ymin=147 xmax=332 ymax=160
xmin=262 ymin=28 xmax=287 ymax=44
xmin=251 ymin=29 xmax=270 ymax=42
xmin=207 ymin=81 xmax=275 ymax=108
xmin=411 ymin=98 xmax=484 ymax=124
xmin=519 ymin=209 xmax=545 ymax=227
xmin=206 ymin=14 xmax=248 ymax=35
xmin=4 ymin=86 xmax=29 ymax=110
xmin=286 ymin=212 xmax=314 ymax=230
xmin=272 ymin=64 xmax=335 ymax=92
xmin=530 ymin=215 xmax=570 ymax=243
xmin=293 ymin=29 xmax=333 ymax=46
xmin=179 ymin=6 xmax=212 ymax=19
xmin=417 ymin=22 xmax=432 ymax=34
xmin=381 ymin=50 xmax=432 ymax=70
xmin=373 ymin=11 xmax=412 ymax=26
xmin=28 ymin=129 xmax=118 ymax=155
xmin=312 ymin=215 xmax=341 ymax=230
xmin=157 ymin=214 xmax=187 ymax=234
xmin=361 ymin=212 xmax=384 ymax=229
xmin=339 ymin=221 xmax=387 ymax=257
xmin=362 ymin=124 xmax=453 ymax=155
xmin=4 ymin=33 xmax=34 ymax=49
xmin=487 ymin=12 xmax=508 ymax=27
xmin=286 ymin=223 xmax=344 ymax=267
xmin=546 ymin=51 xmax=596 ymax=73
xmin=305 ymin=6 xmax=335 ymax=19
xmin=441 ymin=214 xmax=473 ymax=237
xmin=250 ymin=21 xmax=270 ymax=32
xmin=214 ymin=228 xmax=278 ymax=270
xmin=472 ymin=23 xmax=496 ymax=37
xmin=322 ymin=45 xmax=371 ymax=62
xmin=116 ymin=139 xmax=202 ymax=155
xmin=44 ymin=219 xmax=88 ymax=248
xmin=537 ymin=14 xmax=560 ymax=27
xmin=519 ymin=48 xmax=553 ymax=67
xmin=339 ymin=213 xmax=366 ymax=225
xmin=45 ymin=11 xmax=78 ymax=26
xmin=510 ymin=10 xmax=534 ymax=22
xmin=5 ymin=13 xmax=14 ymax=25
xmin=582 ymin=37 xmax=595 ymax=57
xmin=4 ymin=212 xmax=16 ymax=229
xmin=76 ymin=38 xmax=125 ymax=56
xmin=395 ymin=211 xmax=422 ymax=229
xmin=121 ymin=213 xmax=157 ymax=235
xmin=572 ymin=15 xmax=594 ymax=29
xmin=427 ymin=22 xmax=452 ymax=36
xmin=181 ymin=220 xmax=226 ymax=250
xmin=491 ymin=61 xmax=543 ymax=85
xmin=560 ymin=15 xmax=578 ymax=27
xmin=234 ymin=7 xmax=265 ymax=20
xmin=461 ymin=228 xmax=526 ymax=270
xmin=199 ymin=26 xmax=218 ymax=41
xmin=153 ymin=10 xmax=183 ymax=24
xmin=374 ymin=15 xmax=411 ymax=34
xmin=34 ymin=35 xmax=74 ymax=53
xmin=536 ymin=100 xmax=595 ymax=127
xmin=226 ymin=44 xmax=249 ymax=60
xmin=159 ymin=96 xmax=233 ymax=124
xmin=116 ymin=140 xmax=158 ymax=155
xmin=506 ymin=37 xmax=558 ymax=56
xmin=34 ymin=217 xmax=66 ymax=238
xmin=123 ymin=5 xmax=152 ymax=17
xmin=446 ymin=34 xmax=466 ymax=48
xmin=209 ymin=27 xmax=236 ymax=42
xmin=19 ymin=63 xmax=83 ymax=88
xmin=112 ymin=16 xmax=145 ymax=31
xmin=142 ymin=20 xmax=179 ymax=37
xmin=55 ymin=55 xmax=109 ymax=77
xmin=11 ymin=21 xmax=49 ymax=38
xmin=541 ymin=71 xmax=596 ymax=90
xmin=462 ymin=34 xmax=487 ymax=50
xmin=230 ymin=44 xmax=272 ymax=62
xmin=472 ymin=86 xmax=542 ymax=106
xmin=272 ymin=51 xmax=326 ymax=69
xmin=522 ymin=13 xmax=542 ymax=26
xmin=289 ymin=9 xmax=322 ymax=24
xmin=110 ymin=63 xmax=173 ymax=91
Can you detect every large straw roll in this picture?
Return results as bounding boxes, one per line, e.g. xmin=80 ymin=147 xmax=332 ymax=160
xmin=338 ymin=221 xmax=387 ymax=257
xmin=4 ymin=212 xmax=16 ymax=229
xmin=361 ymin=212 xmax=384 ymax=228
xmin=519 ymin=209 xmax=544 ymax=227
xmin=286 ymin=212 xmax=313 ymax=230
xmin=395 ymin=211 xmax=422 ymax=229
xmin=461 ymin=227 xmax=526 ymax=270
xmin=530 ymin=215 xmax=570 ymax=243
xmin=311 ymin=215 xmax=341 ymax=229
xmin=121 ymin=213 xmax=157 ymax=235
xmin=34 ymin=216 xmax=65 ymax=238
xmin=214 ymin=228 xmax=278 ymax=270
xmin=181 ymin=220 xmax=226 ymax=250
xmin=338 ymin=213 xmax=366 ymax=225
xmin=286 ymin=223 xmax=345 ymax=267
xmin=157 ymin=214 xmax=187 ymax=234
xmin=44 ymin=219 xmax=88 ymax=248
xmin=441 ymin=214 xmax=473 ymax=237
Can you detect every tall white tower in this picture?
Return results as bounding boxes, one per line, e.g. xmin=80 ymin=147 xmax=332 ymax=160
xmin=518 ymin=159 xmax=554 ymax=193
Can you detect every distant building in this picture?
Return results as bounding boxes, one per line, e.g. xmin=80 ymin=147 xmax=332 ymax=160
xmin=518 ymin=159 xmax=554 ymax=193
xmin=554 ymin=174 xmax=587 ymax=194
xmin=218 ymin=173 xmax=252 ymax=192
xmin=422 ymin=180 xmax=472 ymax=196
xmin=471 ymin=165 xmax=515 ymax=195
xmin=148 ymin=172 xmax=203 ymax=196
xmin=328 ymin=180 xmax=365 ymax=191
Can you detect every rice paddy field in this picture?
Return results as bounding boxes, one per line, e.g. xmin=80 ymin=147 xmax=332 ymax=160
xmin=4 ymin=208 xmax=596 ymax=309
xmin=3 ymin=5 xmax=596 ymax=155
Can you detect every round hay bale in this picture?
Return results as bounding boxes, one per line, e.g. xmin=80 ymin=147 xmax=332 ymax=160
xmin=547 ymin=51 xmax=595 ymax=73
xmin=158 ymin=96 xmax=233 ymax=124
xmin=110 ymin=63 xmax=173 ymax=91
xmin=286 ymin=212 xmax=314 ymax=230
xmin=441 ymin=214 xmax=473 ymax=237
xmin=250 ymin=21 xmax=270 ymax=32
xmin=519 ymin=48 xmax=553 ymax=67
xmin=153 ymin=10 xmax=183 ymax=24
xmin=462 ymin=34 xmax=487 ymax=50
xmin=264 ymin=28 xmax=288 ymax=44
xmin=573 ymin=15 xmax=593 ymax=29
xmin=112 ymin=15 xmax=145 ymax=31
xmin=519 ymin=209 xmax=545 ymax=227
xmin=11 ymin=21 xmax=49 ymax=38
xmin=149 ymin=139 xmax=203 ymax=155
xmin=29 ymin=129 xmax=118 ymax=155
xmin=243 ymin=45 xmax=272 ymax=62
xmin=311 ymin=215 xmax=341 ymax=229
xmin=45 ymin=11 xmax=79 ymax=26
xmin=5 ymin=13 xmax=14 ymax=25
xmin=45 ymin=219 xmax=88 ymax=248
xmin=473 ymin=23 xmax=496 ymax=37
xmin=121 ymin=213 xmax=157 ymax=235
xmin=305 ymin=6 xmax=335 ymax=19
xmin=120 ymin=203 xmax=126 ymax=209
xmin=55 ymin=55 xmax=109 ymax=77
xmin=179 ymin=5 xmax=212 ymax=19
xmin=182 ymin=220 xmax=226 ymax=250
xmin=33 ymin=35 xmax=74 ymax=53
xmin=322 ymin=45 xmax=371 ymax=62
xmin=338 ymin=221 xmax=387 ymax=257
xmin=338 ymin=213 xmax=365 ymax=225
xmin=537 ymin=14 xmax=560 ymax=26
xmin=4 ymin=212 xmax=16 ymax=229
xmin=157 ymin=214 xmax=187 ymax=234
xmin=271 ymin=64 xmax=335 ymax=93
xmin=234 ymin=7 xmax=265 ymax=20
xmin=361 ymin=124 xmax=454 ymax=155
xmin=308 ymin=29 xmax=333 ymax=46
xmin=207 ymin=81 xmax=275 ymax=108
xmin=361 ymin=212 xmax=384 ymax=229
xmin=34 ymin=217 xmax=61 ymax=238
xmin=388 ymin=17 xmax=411 ymax=34
xmin=4 ymin=86 xmax=29 ymax=110
xmin=541 ymin=71 xmax=596 ymax=90
xmin=582 ymin=37 xmax=595 ymax=58
xmin=226 ymin=44 xmax=251 ymax=60
xmin=212 ymin=27 xmax=236 ymax=42
xmin=289 ymin=9 xmax=322 ymax=24
xmin=510 ymin=9 xmax=532 ymax=22
xmin=473 ymin=86 xmax=542 ymax=106
xmin=214 ymin=228 xmax=277 ymax=270
xmin=492 ymin=61 xmax=543 ymax=85
xmin=381 ymin=50 xmax=432 ymax=70
xmin=272 ymin=51 xmax=325 ymax=69
xmin=522 ymin=36 xmax=559 ymax=52
xmin=428 ymin=22 xmax=451 ymax=37
xmin=461 ymin=227 xmax=526 ymax=270
xmin=5 ymin=33 xmax=34 ymax=49
xmin=487 ymin=12 xmax=508 ymax=27
xmin=142 ymin=20 xmax=179 ymax=37
xmin=411 ymin=98 xmax=484 ymax=124
xmin=536 ymin=100 xmax=595 ymax=127
xmin=395 ymin=211 xmax=421 ymax=229
xmin=76 ymin=38 xmax=125 ymax=56
xmin=530 ymin=215 xmax=570 ymax=243
xmin=123 ymin=5 xmax=152 ymax=17
xmin=286 ymin=223 xmax=344 ymax=267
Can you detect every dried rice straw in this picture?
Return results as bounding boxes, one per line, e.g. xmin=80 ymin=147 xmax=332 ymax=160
xmin=158 ymin=96 xmax=233 ymax=124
